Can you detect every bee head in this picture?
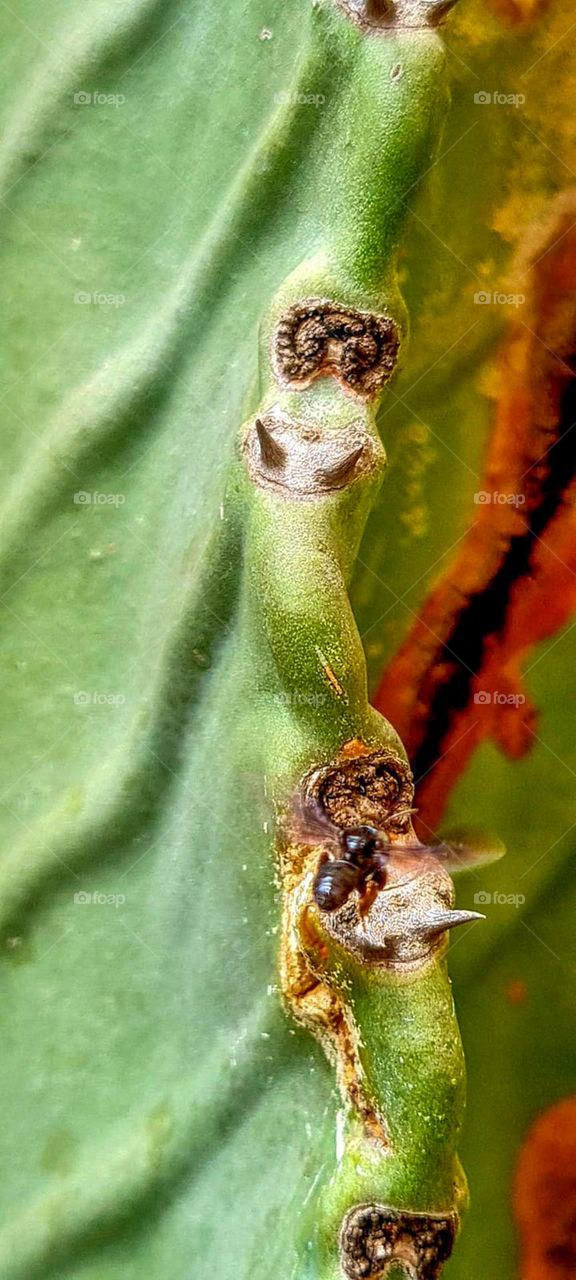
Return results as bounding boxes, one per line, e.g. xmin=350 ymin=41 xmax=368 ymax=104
xmin=342 ymin=825 xmax=382 ymax=862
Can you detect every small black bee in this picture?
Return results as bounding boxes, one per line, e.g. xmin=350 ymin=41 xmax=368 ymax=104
xmin=293 ymin=794 xmax=502 ymax=913
xmin=313 ymin=825 xmax=390 ymax=911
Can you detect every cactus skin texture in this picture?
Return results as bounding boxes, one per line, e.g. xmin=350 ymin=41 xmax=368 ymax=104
xmin=233 ymin=1 xmax=474 ymax=1275
xmin=291 ymin=881 xmax=468 ymax=1278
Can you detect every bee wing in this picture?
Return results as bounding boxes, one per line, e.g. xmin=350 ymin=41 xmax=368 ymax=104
xmin=389 ymin=830 xmax=505 ymax=874
xmin=290 ymin=791 xmax=341 ymax=850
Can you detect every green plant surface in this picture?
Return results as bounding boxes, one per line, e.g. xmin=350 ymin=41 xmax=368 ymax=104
xmin=0 ymin=1 xmax=575 ymax=1278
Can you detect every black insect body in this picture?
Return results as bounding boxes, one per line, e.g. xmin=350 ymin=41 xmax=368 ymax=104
xmin=312 ymin=824 xmax=393 ymax=912
xmin=313 ymin=825 xmax=391 ymax=912
xmin=313 ymin=860 xmax=363 ymax=911
xmin=293 ymin=795 xmax=503 ymax=914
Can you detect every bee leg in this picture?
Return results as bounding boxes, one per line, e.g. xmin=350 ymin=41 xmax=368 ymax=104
xmin=371 ymin=853 xmax=390 ymax=889
xmin=358 ymin=877 xmax=379 ymax=918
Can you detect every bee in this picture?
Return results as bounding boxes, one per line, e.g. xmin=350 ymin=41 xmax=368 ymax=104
xmin=293 ymin=794 xmax=502 ymax=913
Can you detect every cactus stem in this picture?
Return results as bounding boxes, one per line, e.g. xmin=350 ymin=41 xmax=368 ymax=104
xmin=238 ymin=3 xmax=468 ymax=1270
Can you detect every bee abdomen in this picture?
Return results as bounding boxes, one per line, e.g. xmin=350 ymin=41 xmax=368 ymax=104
xmin=313 ymin=860 xmax=360 ymax=912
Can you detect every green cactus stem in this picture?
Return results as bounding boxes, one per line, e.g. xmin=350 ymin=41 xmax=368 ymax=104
xmin=204 ymin=5 xmax=484 ymax=1276
xmin=289 ymin=832 xmax=476 ymax=1278
xmin=222 ymin=2 xmax=480 ymax=1274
